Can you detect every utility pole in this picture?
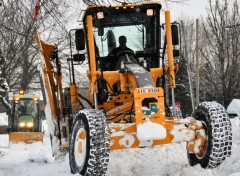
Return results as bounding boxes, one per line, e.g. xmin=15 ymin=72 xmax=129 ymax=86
xmin=181 ymin=20 xmax=195 ymax=111
xmin=195 ymin=18 xmax=200 ymax=106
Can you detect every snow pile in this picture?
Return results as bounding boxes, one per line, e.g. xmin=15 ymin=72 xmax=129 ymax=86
xmin=27 ymin=149 xmax=51 ymax=163
xmin=227 ymin=99 xmax=240 ymax=117
xmin=38 ymin=64 xmax=60 ymax=155
xmin=0 ymin=112 xmax=8 ymax=126
xmin=0 ymin=134 xmax=9 ymax=147
xmin=41 ymin=120 xmax=49 ymax=135
xmin=0 ymin=117 xmax=240 ymax=176
xmin=8 ymin=142 xmax=54 ymax=164
xmin=137 ymin=120 xmax=166 ymax=140
xmin=231 ymin=117 xmax=240 ymax=142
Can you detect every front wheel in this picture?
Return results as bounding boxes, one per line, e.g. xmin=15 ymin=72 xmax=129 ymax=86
xmin=188 ymin=102 xmax=232 ymax=168
xmin=69 ymin=109 xmax=110 ymax=175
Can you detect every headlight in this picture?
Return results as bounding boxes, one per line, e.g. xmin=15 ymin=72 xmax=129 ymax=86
xmin=27 ymin=122 xmax=33 ymax=128
xmin=19 ymin=122 xmax=25 ymax=127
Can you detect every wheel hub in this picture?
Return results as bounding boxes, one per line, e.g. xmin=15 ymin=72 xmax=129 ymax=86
xmin=195 ymin=121 xmax=208 ymax=159
xmin=74 ymin=128 xmax=87 ymax=166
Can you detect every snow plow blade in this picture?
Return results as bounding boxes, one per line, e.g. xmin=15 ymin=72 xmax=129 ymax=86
xmin=9 ymin=132 xmax=44 ymax=144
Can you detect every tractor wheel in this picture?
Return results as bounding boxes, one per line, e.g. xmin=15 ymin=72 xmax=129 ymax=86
xmin=69 ymin=109 xmax=110 ymax=175
xmin=169 ymin=106 xmax=183 ymax=119
xmin=188 ymin=102 xmax=232 ymax=168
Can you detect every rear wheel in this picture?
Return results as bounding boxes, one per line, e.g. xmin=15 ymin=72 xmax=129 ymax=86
xmin=69 ymin=109 xmax=110 ymax=175
xmin=188 ymin=102 xmax=232 ymax=168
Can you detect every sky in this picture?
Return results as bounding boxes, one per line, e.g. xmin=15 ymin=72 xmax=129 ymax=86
xmin=164 ymin=0 xmax=209 ymax=20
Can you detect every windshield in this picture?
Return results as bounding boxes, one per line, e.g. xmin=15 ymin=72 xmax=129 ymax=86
xmin=14 ymin=99 xmax=38 ymax=117
xmin=95 ymin=26 xmax=143 ymax=56
xmin=93 ymin=9 xmax=159 ymax=57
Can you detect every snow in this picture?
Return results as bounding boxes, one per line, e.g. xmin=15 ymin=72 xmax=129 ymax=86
xmin=137 ymin=120 xmax=166 ymax=141
xmin=193 ymin=129 xmax=207 ymax=153
xmin=0 ymin=116 xmax=240 ymax=176
xmin=227 ymin=99 xmax=240 ymax=117
xmin=170 ymin=124 xmax=195 ymax=143
xmin=38 ymin=64 xmax=60 ymax=155
xmin=0 ymin=112 xmax=8 ymax=126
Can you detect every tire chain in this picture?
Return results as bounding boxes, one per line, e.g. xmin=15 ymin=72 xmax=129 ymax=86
xmin=169 ymin=106 xmax=183 ymax=119
xmin=79 ymin=109 xmax=110 ymax=176
xmin=199 ymin=102 xmax=232 ymax=168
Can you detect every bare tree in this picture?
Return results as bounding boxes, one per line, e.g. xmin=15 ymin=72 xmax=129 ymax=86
xmin=179 ymin=18 xmax=196 ymax=114
xmin=0 ymin=0 xmax=72 ymax=113
xmin=0 ymin=1 xmax=42 ymax=91
xmin=200 ymin=0 xmax=240 ymax=107
xmin=0 ymin=50 xmax=10 ymax=114
xmin=0 ymin=0 xmax=79 ymax=91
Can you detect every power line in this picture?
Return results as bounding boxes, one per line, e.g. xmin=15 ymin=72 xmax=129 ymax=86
xmin=0 ymin=22 xmax=33 ymax=37
xmin=41 ymin=0 xmax=69 ymax=34
xmin=0 ymin=1 xmax=37 ymax=38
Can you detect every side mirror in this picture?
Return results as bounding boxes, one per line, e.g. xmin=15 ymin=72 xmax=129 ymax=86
xmin=171 ymin=24 xmax=179 ymax=45
xmin=75 ymin=29 xmax=85 ymax=50
xmin=73 ymin=54 xmax=85 ymax=62
xmin=98 ymin=27 xmax=104 ymax=36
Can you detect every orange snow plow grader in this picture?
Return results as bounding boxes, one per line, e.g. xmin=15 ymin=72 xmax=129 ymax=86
xmin=8 ymin=90 xmax=43 ymax=143
xmin=35 ymin=2 xmax=232 ymax=175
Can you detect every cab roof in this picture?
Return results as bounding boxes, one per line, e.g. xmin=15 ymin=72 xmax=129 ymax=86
xmin=83 ymin=2 xmax=162 ymax=19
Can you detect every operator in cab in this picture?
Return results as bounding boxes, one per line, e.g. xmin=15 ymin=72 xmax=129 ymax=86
xmin=109 ymin=35 xmax=134 ymax=56
xmin=109 ymin=35 xmax=137 ymax=70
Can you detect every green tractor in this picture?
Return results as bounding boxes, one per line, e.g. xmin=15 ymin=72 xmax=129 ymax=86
xmin=8 ymin=90 xmax=44 ymax=143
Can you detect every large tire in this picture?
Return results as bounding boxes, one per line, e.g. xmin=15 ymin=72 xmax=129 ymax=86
xmin=188 ymin=102 xmax=232 ymax=168
xmin=169 ymin=106 xmax=183 ymax=119
xmin=69 ymin=109 xmax=110 ymax=175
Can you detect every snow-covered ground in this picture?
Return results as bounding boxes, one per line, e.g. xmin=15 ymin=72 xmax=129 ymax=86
xmin=0 ymin=117 xmax=240 ymax=176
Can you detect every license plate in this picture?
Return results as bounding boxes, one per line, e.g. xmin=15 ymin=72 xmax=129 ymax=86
xmin=138 ymin=88 xmax=159 ymax=94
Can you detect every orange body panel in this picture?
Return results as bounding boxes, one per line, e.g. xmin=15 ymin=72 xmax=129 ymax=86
xmin=70 ymin=83 xmax=81 ymax=114
xmin=35 ymin=32 xmax=59 ymax=119
xmin=165 ymin=11 xmax=176 ymax=88
xmin=109 ymin=121 xmax=198 ymax=150
xmin=149 ymin=68 xmax=163 ymax=86
xmin=134 ymin=87 xmax=165 ymax=125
